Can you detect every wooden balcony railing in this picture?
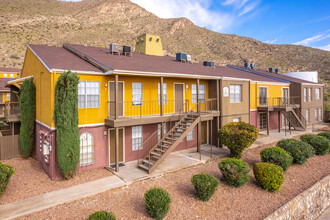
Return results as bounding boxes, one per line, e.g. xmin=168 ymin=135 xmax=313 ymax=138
xmin=4 ymin=102 xmax=20 ymax=117
xmin=257 ymin=97 xmax=300 ymax=107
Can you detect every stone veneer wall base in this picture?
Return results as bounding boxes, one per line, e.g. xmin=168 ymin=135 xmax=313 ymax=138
xmin=264 ymin=174 xmax=330 ymax=220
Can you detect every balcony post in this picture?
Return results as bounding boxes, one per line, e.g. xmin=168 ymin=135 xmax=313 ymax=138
xmin=160 ymin=76 xmax=164 ymax=116
xmin=197 ymin=79 xmax=200 ymax=113
xmin=115 ymin=74 xmax=119 ymax=120
xmin=278 ymin=111 xmax=281 ymax=133
xmin=115 ymin=127 xmax=119 ymax=172
xmin=216 ymin=79 xmax=220 ymax=111
xmin=267 ymin=110 xmax=270 ymax=135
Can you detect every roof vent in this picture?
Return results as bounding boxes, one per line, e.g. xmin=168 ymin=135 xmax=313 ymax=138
xmin=244 ymin=61 xmax=250 ymax=69
xmin=203 ymin=61 xmax=215 ymax=67
xmin=176 ymin=52 xmax=187 ymax=62
xmin=268 ymin=67 xmax=275 ymax=73
xmin=123 ymin=45 xmax=132 ymax=56
xmin=275 ymin=68 xmax=280 ymax=74
xmin=110 ymin=43 xmax=119 ymax=55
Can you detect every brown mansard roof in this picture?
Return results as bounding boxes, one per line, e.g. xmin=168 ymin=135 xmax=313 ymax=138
xmin=28 ymin=43 xmax=286 ymax=83
xmin=0 ymin=78 xmax=12 ymax=91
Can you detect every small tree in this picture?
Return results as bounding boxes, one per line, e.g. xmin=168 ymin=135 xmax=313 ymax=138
xmin=54 ymin=70 xmax=80 ymax=179
xmin=19 ymin=78 xmax=36 ymax=158
xmin=218 ymin=122 xmax=259 ymax=159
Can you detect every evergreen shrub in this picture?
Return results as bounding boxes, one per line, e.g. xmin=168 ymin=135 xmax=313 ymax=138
xmin=260 ymin=147 xmax=293 ymax=171
xmin=0 ymin=162 xmax=15 ymax=196
xmin=191 ymin=173 xmax=220 ymax=201
xmin=218 ymin=158 xmax=250 ymax=187
xmin=87 ymin=211 xmax=116 ymax=220
xmin=318 ymin=131 xmax=330 ymax=140
xmin=253 ymin=162 xmax=284 ymax=192
xmin=300 ymin=134 xmax=330 ymax=155
xmin=144 ymin=187 xmax=171 ymax=220
xmin=277 ymin=139 xmax=315 ymax=164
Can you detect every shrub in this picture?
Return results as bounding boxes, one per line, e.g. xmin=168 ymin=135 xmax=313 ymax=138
xmin=0 ymin=163 xmax=15 ymax=196
xmin=191 ymin=173 xmax=220 ymax=201
xmin=253 ymin=162 xmax=284 ymax=192
xmin=260 ymin=147 xmax=293 ymax=171
xmin=318 ymin=131 xmax=330 ymax=140
xmin=218 ymin=158 xmax=250 ymax=187
xmin=144 ymin=187 xmax=171 ymax=220
xmin=87 ymin=211 xmax=116 ymax=220
xmin=19 ymin=78 xmax=36 ymax=158
xmin=218 ymin=122 xmax=259 ymax=159
xmin=277 ymin=139 xmax=315 ymax=164
xmin=54 ymin=70 xmax=80 ymax=179
xmin=300 ymin=134 xmax=330 ymax=155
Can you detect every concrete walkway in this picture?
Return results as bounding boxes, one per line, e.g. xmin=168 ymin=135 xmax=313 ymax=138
xmin=0 ymin=175 xmax=125 ymax=220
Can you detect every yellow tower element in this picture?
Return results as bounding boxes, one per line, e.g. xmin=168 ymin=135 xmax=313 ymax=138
xmin=135 ymin=34 xmax=164 ymax=56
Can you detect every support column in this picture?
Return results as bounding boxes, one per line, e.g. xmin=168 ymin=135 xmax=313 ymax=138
xmin=160 ymin=76 xmax=164 ymax=116
xmin=278 ymin=111 xmax=281 ymax=133
xmin=197 ymin=79 xmax=200 ymax=112
xmin=115 ymin=74 xmax=119 ymax=120
xmin=115 ymin=127 xmax=119 ymax=172
xmin=267 ymin=111 xmax=270 ymax=135
xmin=197 ymin=121 xmax=202 ymax=157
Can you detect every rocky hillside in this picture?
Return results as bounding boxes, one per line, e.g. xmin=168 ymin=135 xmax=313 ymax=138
xmin=0 ymin=0 xmax=329 ymax=88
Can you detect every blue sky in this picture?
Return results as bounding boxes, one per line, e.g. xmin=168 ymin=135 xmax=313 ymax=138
xmin=60 ymin=0 xmax=330 ymax=51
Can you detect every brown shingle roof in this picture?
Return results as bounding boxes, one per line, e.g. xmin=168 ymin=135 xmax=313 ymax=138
xmin=28 ymin=44 xmax=102 ymax=73
xmin=0 ymin=67 xmax=19 ymax=73
xmin=0 ymin=78 xmax=12 ymax=91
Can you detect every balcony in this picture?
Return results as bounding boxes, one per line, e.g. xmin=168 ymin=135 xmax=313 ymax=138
xmin=257 ymin=97 xmax=300 ymax=112
xmin=105 ymin=99 xmax=219 ymax=127
xmin=4 ymin=102 xmax=20 ymax=122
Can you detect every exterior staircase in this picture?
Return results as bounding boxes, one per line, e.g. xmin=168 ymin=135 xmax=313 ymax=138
xmin=138 ymin=105 xmax=201 ymax=173
xmin=282 ymin=98 xmax=306 ymax=131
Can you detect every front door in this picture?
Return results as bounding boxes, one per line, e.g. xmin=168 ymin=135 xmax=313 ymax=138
xmin=109 ymin=128 xmax=124 ymax=164
xmin=259 ymin=87 xmax=268 ymax=105
xmin=109 ymin=82 xmax=124 ymax=118
xmin=174 ymin=84 xmax=184 ymax=113
xmin=259 ymin=112 xmax=267 ymax=130
xmin=282 ymin=88 xmax=289 ymax=105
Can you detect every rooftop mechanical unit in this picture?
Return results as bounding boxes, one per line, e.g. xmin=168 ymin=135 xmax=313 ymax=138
xmin=250 ymin=63 xmax=255 ymax=69
xmin=275 ymin=68 xmax=280 ymax=74
xmin=186 ymin=55 xmax=191 ymax=62
xmin=123 ymin=45 xmax=131 ymax=53
xmin=176 ymin=52 xmax=187 ymax=62
xmin=244 ymin=61 xmax=250 ymax=69
xmin=110 ymin=43 xmax=119 ymax=54
xmin=203 ymin=61 xmax=215 ymax=67
xmin=269 ymin=67 xmax=275 ymax=73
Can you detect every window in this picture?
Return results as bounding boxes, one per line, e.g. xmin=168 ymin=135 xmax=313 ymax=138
xmin=80 ymin=132 xmax=94 ymax=166
xmin=6 ymin=93 xmax=10 ymax=100
xmin=304 ymin=88 xmax=307 ymax=102
xmin=3 ymin=74 xmax=7 ymax=78
xmin=319 ymin=108 xmax=322 ymax=121
xmin=78 ymin=81 xmax=100 ymax=108
xmin=191 ymin=84 xmax=206 ymax=104
xmin=315 ymin=109 xmax=318 ymax=121
xmin=186 ymin=122 xmax=194 ymax=141
xmin=132 ymin=83 xmax=143 ymax=106
xmin=230 ymin=85 xmax=242 ymax=103
xmin=158 ymin=123 xmax=168 ymax=141
xmin=306 ymin=109 xmax=310 ymax=124
xmin=259 ymin=112 xmax=267 ymax=130
xmin=10 ymin=74 xmax=13 ymax=78
xmin=308 ymin=88 xmax=312 ymax=102
xmin=315 ymin=88 xmax=320 ymax=99
xmin=233 ymin=118 xmax=241 ymax=122
xmin=132 ymin=126 xmax=143 ymax=151
xmin=158 ymin=83 xmax=167 ymax=105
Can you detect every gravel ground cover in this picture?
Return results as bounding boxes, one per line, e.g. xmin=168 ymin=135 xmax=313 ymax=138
xmin=0 ymin=157 xmax=112 ymax=205
xmin=17 ymin=145 xmax=330 ymax=220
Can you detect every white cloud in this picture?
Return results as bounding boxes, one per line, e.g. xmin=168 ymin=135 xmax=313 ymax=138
xmin=265 ymin=38 xmax=277 ymax=44
xmin=130 ymin=0 xmax=258 ymax=32
xmin=293 ymin=30 xmax=330 ymax=46
xmin=316 ymin=44 xmax=330 ymax=51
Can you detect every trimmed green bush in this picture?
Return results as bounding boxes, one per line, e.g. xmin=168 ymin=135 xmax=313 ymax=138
xmin=87 ymin=211 xmax=116 ymax=220
xmin=218 ymin=122 xmax=259 ymax=158
xmin=300 ymin=134 xmax=330 ymax=155
xmin=218 ymin=158 xmax=250 ymax=187
xmin=191 ymin=173 xmax=220 ymax=201
xmin=260 ymin=147 xmax=293 ymax=171
xmin=0 ymin=163 xmax=15 ymax=196
xmin=19 ymin=78 xmax=36 ymax=158
xmin=144 ymin=187 xmax=171 ymax=220
xmin=318 ymin=131 xmax=330 ymax=140
xmin=253 ymin=162 xmax=284 ymax=192
xmin=277 ymin=139 xmax=315 ymax=164
xmin=54 ymin=70 xmax=80 ymax=179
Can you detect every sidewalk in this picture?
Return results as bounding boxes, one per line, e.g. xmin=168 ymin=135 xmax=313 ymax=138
xmin=0 ymin=175 xmax=125 ymax=220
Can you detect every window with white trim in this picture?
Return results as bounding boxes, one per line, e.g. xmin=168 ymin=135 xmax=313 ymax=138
xmin=308 ymin=88 xmax=312 ymax=102
xmin=80 ymin=132 xmax=94 ymax=166
xmin=10 ymin=74 xmax=13 ymax=78
xmin=230 ymin=84 xmax=242 ymax=103
xmin=315 ymin=88 xmax=320 ymax=99
xmin=3 ymin=74 xmax=7 ymax=78
xmin=78 ymin=81 xmax=100 ymax=108
xmin=158 ymin=123 xmax=168 ymax=141
xmin=192 ymin=84 xmax=206 ymax=104
xmin=306 ymin=109 xmax=310 ymax=124
xmin=319 ymin=108 xmax=322 ymax=121
xmin=315 ymin=109 xmax=318 ymax=121
xmin=158 ymin=83 xmax=167 ymax=105
xmin=233 ymin=118 xmax=241 ymax=122
xmin=304 ymin=88 xmax=307 ymax=102
xmin=6 ymin=93 xmax=10 ymax=100
xmin=132 ymin=126 xmax=143 ymax=151
xmin=186 ymin=122 xmax=194 ymax=141
xmin=132 ymin=83 xmax=143 ymax=106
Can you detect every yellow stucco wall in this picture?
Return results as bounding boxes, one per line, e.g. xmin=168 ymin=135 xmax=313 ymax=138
xmin=135 ymin=34 xmax=164 ymax=56
xmin=250 ymin=82 xmax=290 ymax=110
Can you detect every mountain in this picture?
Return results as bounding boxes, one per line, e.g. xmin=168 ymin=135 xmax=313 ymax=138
xmin=0 ymin=0 xmax=329 ymax=88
